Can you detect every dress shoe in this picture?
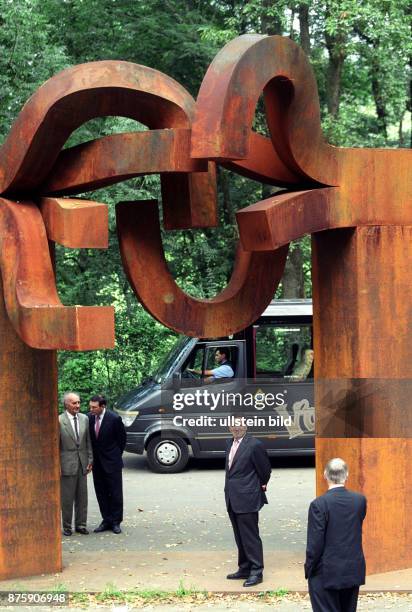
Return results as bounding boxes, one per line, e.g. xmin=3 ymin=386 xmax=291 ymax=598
xmin=93 ymin=522 xmax=112 ymax=533
xmin=243 ymin=574 xmax=263 ymax=587
xmin=75 ymin=527 xmax=89 ymax=535
xmin=63 ymin=528 xmax=72 ymax=536
xmin=226 ymin=570 xmax=250 ymax=579
xmin=112 ymin=523 xmax=122 ymax=534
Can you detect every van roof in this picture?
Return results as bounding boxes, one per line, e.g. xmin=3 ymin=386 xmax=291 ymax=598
xmin=262 ymin=299 xmax=313 ymax=318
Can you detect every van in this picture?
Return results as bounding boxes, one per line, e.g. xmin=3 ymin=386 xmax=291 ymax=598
xmin=114 ymin=299 xmax=315 ymax=472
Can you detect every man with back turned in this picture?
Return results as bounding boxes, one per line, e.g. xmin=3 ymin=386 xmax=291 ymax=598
xmin=305 ymin=457 xmax=367 ymax=612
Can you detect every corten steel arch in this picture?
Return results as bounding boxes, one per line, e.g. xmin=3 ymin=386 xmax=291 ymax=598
xmin=0 ymin=34 xmax=410 ymax=579
xmin=0 ymin=53 xmax=286 ymax=579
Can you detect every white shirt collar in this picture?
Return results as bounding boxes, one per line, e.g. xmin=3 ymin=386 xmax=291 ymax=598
xmin=328 ymin=484 xmax=345 ymax=489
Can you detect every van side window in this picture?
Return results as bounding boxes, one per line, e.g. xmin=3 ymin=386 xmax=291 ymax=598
xmin=255 ymin=324 xmax=313 ymax=380
xmin=180 ymin=345 xmax=205 ymax=386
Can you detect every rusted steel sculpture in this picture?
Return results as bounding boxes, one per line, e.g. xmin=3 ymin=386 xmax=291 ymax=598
xmin=0 ymin=33 xmax=410 ymax=579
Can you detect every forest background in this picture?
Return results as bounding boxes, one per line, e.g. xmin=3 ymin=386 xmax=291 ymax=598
xmin=0 ymin=0 xmax=410 ymax=404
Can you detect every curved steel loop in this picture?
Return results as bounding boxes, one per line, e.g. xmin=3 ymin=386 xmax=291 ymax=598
xmin=0 ymin=60 xmax=197 ymax=196
xmin=116 ymin=199 xmax=288 ymax=338
xmin=191 ymin=34 xmax=343 ymax=185
xmin=43 ymin=129 xmax=208 ymax=195
xmin=42 ymin=128 xmax=218 ymax=230
xmin=0 ymin=60 xmax=220 ymax=348
xmin=45 ymin=129 xmax=300 ymax=197
xmin=0 ymin=198 xmax=114 ymax=349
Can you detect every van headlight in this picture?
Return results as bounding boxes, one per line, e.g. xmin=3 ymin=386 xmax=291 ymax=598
xmin=115 ymin=409 xmax=139 ymax=427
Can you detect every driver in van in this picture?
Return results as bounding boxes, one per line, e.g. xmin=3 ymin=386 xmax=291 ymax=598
xmin=188 ymin=347 xmax=234 ymax=382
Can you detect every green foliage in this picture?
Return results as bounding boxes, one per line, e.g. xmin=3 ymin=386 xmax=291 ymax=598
xmin=0 ymin=0 xmax=409 ymax=405
xmin=0 ymin=0 xmax=70 ymax=141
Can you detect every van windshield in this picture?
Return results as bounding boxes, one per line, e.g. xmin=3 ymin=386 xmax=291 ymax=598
xmin=153 ymin=336 xmax=194 ymax=383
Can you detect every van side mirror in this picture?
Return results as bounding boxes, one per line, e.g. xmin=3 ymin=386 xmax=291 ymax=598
xmin=172 ymin=371 xmax=181 ymax=391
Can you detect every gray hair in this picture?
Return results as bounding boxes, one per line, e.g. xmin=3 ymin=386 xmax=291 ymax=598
xmin=324 ymin=458 xmax=348 ymax=484
xmin=62 ymin=391 xmax=80 ymax=408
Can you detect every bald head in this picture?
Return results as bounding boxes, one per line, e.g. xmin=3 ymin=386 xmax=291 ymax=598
xmin=324 ymin=458 xmax=348 ymax=485
xmin=63 ymin=392 xmax=80 ymax=416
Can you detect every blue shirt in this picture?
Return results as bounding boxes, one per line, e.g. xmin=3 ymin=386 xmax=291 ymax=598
xmin=211 ymin=360 xmax=234 ymax=379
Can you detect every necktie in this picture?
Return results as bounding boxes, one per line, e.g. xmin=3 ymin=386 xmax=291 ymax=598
xmin=228 ymin=439 xmax=239 ymax=469
xmin=95 ymin=415 xmax=100 ymax=438
xmin=73 ymin=415 xmax=80 ymax=444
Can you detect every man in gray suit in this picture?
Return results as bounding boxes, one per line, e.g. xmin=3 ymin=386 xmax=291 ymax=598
xmin=59 ymin=392 xmax=93 ymax=536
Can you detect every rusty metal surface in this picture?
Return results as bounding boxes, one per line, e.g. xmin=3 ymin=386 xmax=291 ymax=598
xmin=315 ymin=437 xmax=412 ymax=576
xmin=0 ymin=198 xmax=114 ymax=350
xmin=43 ymin=129 xmax=218 ymax=231
xmin=0 ymin=31 xmax=410 ymax=579
xmin=0 ymin=33 xmax=408 ymax=354
xmin=0 ymin=61 xmax=217 ymax=350
xmin=0 ymin=61 xmax=193 ymax=195
xmin=43 ymin=129 xmax=208 ymax=195
xmin=40 ymin=197 xmax=108 ymax=248
xmin=312 ymin=227 xmax=412 ymax=574
xmin=117 ymin=199 xmax=288 ymax=337
xmin=189 ymin=34 xmax=412 ymax=581
xmin=0 ymin=277 xmax=61 ymax=579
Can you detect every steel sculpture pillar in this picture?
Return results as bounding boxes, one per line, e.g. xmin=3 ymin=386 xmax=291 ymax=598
xmin=192 ymin=35 xmax=411 ymax=575
xmin=0 ymin=35 xmax=410 ymax=578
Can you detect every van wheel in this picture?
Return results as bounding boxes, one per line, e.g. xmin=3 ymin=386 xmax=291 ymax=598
xmin=146 ymin=435 xmax=189 ymax=473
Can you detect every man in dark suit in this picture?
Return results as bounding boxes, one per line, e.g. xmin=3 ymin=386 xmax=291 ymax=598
xmin=88 ymin=395 xmax=127 ymax=534
xmin=225 ymin=416 xmax=271 ymax=587
xmin=305 ymin=457 xmax=367 ymax=612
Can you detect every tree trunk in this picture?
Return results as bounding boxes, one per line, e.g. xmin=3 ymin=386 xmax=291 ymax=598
xmin=355 ymin=27 xmax=388 ymax=141
xmin=324 ymin=8 xmax=346 ymax=118
xmin=218 ymin=168 xmax=236 ymax=227
xmin=299 ymin=3 xmax=311 ymax=55
xmin=261 ymin=0 xmax=283 ymax=36
xmin=398 ymin=110 xmax=405 ymax=147
xmin=371 ymin=65 xmax=388 ymax=140
xmin=281 ymin=243 xmax=305 ymax=298
xmin=325 ymin=43 xmax=345 ymax=117
xmin=409 ymin=56 xmax=412 ymax=148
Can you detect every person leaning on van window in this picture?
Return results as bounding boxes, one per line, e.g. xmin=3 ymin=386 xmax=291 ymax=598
xmin=188 ymin=347 xmax=234 ymax=381
xmin=305 ymin=458 xmax=367 ymax=612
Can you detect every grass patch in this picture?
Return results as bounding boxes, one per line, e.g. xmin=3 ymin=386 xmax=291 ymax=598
xmin=67 ymin=583 xmax=291 ymax=607
xmin=175 ymin=579 xmax=203 ymax=597
xmin=49 ymin=583 xmax=68 ymax=593
xmin=260 ymin=588 xmax=289 ymax=598
xmin=95 ymin=582 xmax=124 ymax=602
xmin=83 ymin=581 xmax=207 ymax=606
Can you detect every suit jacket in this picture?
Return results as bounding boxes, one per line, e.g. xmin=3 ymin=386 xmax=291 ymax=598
xmin=89 ymin=409 xmax=126 ymax=473
xmin=305 ymin=487 xmax=367 ymax=589
xmin=224 ymin=435 xmax=271 ymax=513
xmin=59 ymin=411 xmax=93 ymax=476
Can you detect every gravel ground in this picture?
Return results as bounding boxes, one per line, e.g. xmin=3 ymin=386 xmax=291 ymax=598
xmin=76 ymin=453 xmax=315 ymax=554
xmin=2 ymin=453 xmax=411 ymax=607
